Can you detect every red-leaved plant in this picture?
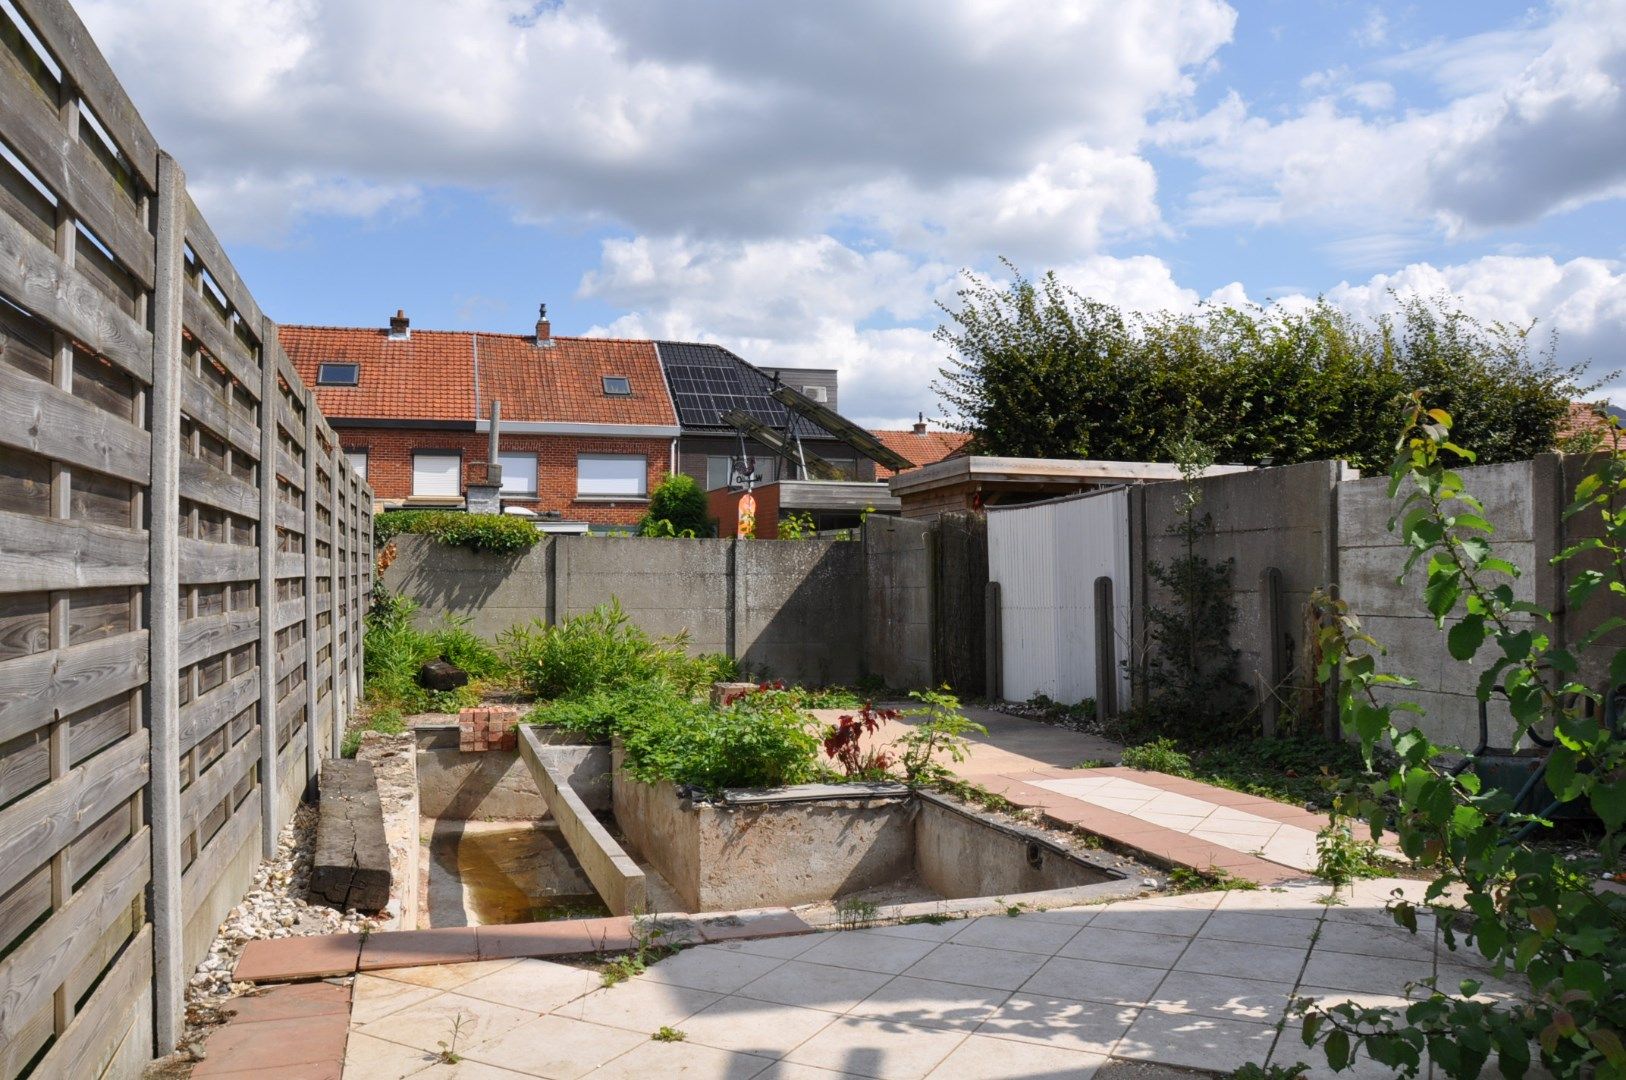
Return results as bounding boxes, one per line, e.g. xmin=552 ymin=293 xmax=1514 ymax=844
xmin=823 ymin=703 xmax=900 ymax=779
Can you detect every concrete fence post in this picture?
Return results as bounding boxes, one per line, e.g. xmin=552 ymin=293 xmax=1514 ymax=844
xmin=984 ymin=580 xmax=1002 ymax=701
xmin=1258 ymin=566 xmax=1285 ymax=737
xmin=1093 ymin=576 xmax=1117 ymax=720
xmin=148 ymin=150 xmax=187 ymax=1056
xmin=727 ymin=538 xmax=741 ymax=661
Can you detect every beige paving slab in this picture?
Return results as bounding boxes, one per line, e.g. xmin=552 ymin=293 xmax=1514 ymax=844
xmin=1058 ymin=925 xmax=1191 ymax=968
xmin=556 ymin=979 xmax=724 ymax=1032
xmin=355 ymin=991 xmax=537 ymax=1055
xmin=341 ymin=1031 xmax=439 ymax=1080
xmin=794 ymin=930 xmax=940 ymax=975
xmin=848 ymin=976 xmax=1013 ymax=1032
xmin=900 ymin=942 xmax=1050 ymax=991
xmin=677 ymin=994 xmax=840 ymax=1058
xmin=374 ymin=959 xmax=519 ymax=990
xmin=735 ymin=960 xmax=895 ymax=1014
xmin=948 ymin=914 xmax=1082 ymax=955
xmin=924 ymin=1034 xmax=1107 ymax=1078
xmin=784 ymin=1015 xmax=969 ymax=1080
xmin=350 ymin=975 xmax=443 ymax=1026
xmin=454 ymin=958 xmax=601 ymax=1012
xmin=975 ymin=992 xmax=1139 ymax=1056
xmin=752 ymin=1063 xmax=871 ymax=1080
xmin=413 ymin=1059 xmax=539 ymax=1080
xmin=1113 ymin=1009 xmax=1279 ymax=1071
xmin=642 ymin=946 xmax=786 ymax=994
xmin=1147 ymin=970 xmax=1292 ymax=1023
xmin=586 ymin=1039 xmax=775 ymax=1079
xmin=1298 ymin=949 xmax=1434 ymax=997
xmin=1020 ymin=956 xmax=1168 ymax=1007
xmin=1173 ymin=936 xmax=1310 ymax=983
xmin=464 ymin=1013 xmax=644 ymax=1080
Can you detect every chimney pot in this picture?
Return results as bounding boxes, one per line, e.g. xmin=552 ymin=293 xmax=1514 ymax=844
xmin=534 ymin=302 xmax=553 ymax=347
xmin=388 ymin=309 xmax=410 ymax=339
xmin=913 ymin=411 xmax=927 ymax=435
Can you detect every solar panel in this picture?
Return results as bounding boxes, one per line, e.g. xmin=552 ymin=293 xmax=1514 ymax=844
xmin=770 ymin=385 xmax=916 ymax=472
xmin=656 ymin=342 xmax=823 ymax=437
xmin=720 ymin=410 xmax=846 ymax=480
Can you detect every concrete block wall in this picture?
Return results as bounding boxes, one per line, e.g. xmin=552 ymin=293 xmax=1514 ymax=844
xmin=1131 ymin=461 xmax=1342 ymax=729
xmin=1336 ymin=456 xmax=1563 ymax=750
xmin=384 ymin=533 xmax=864 ymax=684
xmin=863 ymin=516 xmax=935 ymax=689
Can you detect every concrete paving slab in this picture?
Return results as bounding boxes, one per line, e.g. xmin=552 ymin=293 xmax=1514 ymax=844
xmin=784 ymin=1014 xmax=969 ymax=1080
xmin=734 ymin=958 xmax=896 ymax=1014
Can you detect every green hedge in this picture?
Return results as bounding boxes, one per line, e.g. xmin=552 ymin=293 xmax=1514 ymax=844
xmin=374 ymin=510 xmax=540 ymax=553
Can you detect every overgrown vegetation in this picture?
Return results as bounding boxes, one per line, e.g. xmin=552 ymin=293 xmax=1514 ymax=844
xmin=1119 ymin=736 xmax=1193 ymax=776
xmin=1136 ymin=427 xmax=1249 ymax=740
xmin=1166 ymin=866 xmax=1259 ymax=894
xmin=639 ymin=473 xmax=710 ymax=538
xmin=617 ymin=688 xmax=823 ymax=794
xmin=499 ymin=600 xmax=734 ymax=700
xmin=935 ymin=264 xmax=1591 ymax=471
xmin=360 ymin=592 xmax=503 ymax=716
xmin=1313 ymin=812 xmax=1390 ymax=885
xmin=374 ymin=510 xmax=540 ymax=553
xmin=1285 ymin=400 xmax=1626 ymax=1079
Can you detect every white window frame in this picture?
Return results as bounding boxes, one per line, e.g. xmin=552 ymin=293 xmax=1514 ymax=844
xmin=412 ymin=451 xmax=462 ymax=497
xmin=576 ymin=453 xmax=647 ymax=498
xmin=498 ymin=451 xmax=538 ymax=497
xmin=345 ymin=449 xmax=368 ymax=480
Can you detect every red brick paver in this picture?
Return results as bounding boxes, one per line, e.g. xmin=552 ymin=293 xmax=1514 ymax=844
xmin=192 ymin=983 xmax=351 ymax=1077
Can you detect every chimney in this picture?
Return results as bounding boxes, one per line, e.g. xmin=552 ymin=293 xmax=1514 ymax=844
xmin=534 ymin=302 xmax=553 ymax=348
xmin=912 ymin=412 xmax=927 ymax=435
xmin=387 ymin=309 xmax=410 ymax=340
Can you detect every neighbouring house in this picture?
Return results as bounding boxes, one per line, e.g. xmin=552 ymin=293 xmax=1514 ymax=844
xmin=869 ymin=418 xmax=972 ymax=479
xmin=655 ymin=342 xmax=884 ymax=488
xmin=282 ymin=309 xmax=681 ymax=529
xmin=889 ymin=455 xmax=1254 ymax=519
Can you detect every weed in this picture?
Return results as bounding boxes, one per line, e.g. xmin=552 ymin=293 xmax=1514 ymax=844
xmin=1231 ymin=1063 xmax=1309 ymax=1079
xmin=1314 ymin=814 xmax=1388 ymax=885
xmin=901 ymin=913 xmax=958 ymax=926
xmin=835 ymin=897 xmax=880 ymax=930
xmin=929 ymin=776 xmax=1021 ymax=816
xmin=896 ymin=688 xmax=986 ymax=784
xmin=436 ymin=1011 xmax=473 ymax=1064
xmin=1120 ymin=737 xmax=1193 ymax=776
xmin=341 ymin=705 xmax=406 ymax=758
xmin=823 ymin=702 xmax=899 ymax=779
xmin=600 ymin=914 xmax=676 ymax=988
xmin=1167 ymin=866 xmax=1259 ymax=893
xmin=652 ymin=1026 xmax=687 ymax=1043
xmin=1005 ymin=903 xmax=1024 ymax=917
xmin=1073 ymin=758 xmax=1111 ymax=769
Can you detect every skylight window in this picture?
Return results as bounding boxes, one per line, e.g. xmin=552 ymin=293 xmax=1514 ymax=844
xmin=602 ymin=376 xmax=632 ymax=396
xmin=317 ymin=362 xmax=360 ymax=386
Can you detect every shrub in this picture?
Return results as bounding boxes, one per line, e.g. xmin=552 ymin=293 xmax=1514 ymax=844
xmin=618 ymin=690 xmax=822 ymax=794
xmin=500 ymin=599 xmax=681 ymax=698
xmin=1119 ymin=737 xmax=1193 ymax=776
xmin=896 ymin=688 xmax=986 ymax=783
xmin=524 ymin=681 xmax=673 ymax=743
xmin=374 ymin=510 xmax=540 ymax=553
xmin=362 ymin=592 xmax=499 ymax=713
xmin=639 ymin=473 xmax=710 ymax=538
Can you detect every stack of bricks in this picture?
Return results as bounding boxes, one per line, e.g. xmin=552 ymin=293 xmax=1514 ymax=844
xmin=458 ymin=706 xmax=520 ymax=752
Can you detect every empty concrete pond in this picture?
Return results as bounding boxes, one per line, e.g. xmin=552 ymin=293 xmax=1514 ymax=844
xmin=411 ymin=721 xmax=1134 ymax=928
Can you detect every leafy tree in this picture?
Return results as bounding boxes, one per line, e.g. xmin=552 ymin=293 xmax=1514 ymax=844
xmin=933 ymin=264 xmax=1594 ymax=472
xmin=639 ymin=472 xmax=710 ymax=537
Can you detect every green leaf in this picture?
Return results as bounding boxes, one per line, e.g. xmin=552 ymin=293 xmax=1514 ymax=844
xmin=1569 ymin=569 xmax=1606 ymax=609
xmin=1447 ymin=616 xmax=1486 ymax=661
xmin=1326 ymin=1029 xmax=1351 ymax=1071
xmin=1425 ymin=574 xmax=1462 ymax=621
xmin=1590 ymin=780 xmax=1626 ymax=832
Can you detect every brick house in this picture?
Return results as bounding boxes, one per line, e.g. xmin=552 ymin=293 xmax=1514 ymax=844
xmin=868 ymin=422 xmax=972 ymax=479
xmin=281 ymin=310 xmax=681 ymax=528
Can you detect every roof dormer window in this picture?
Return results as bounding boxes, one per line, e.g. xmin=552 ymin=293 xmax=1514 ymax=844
xmin=602 ymin=376 xmax=632 ymax=396
xmin=317 ymin=362 xmax=360 ymax=386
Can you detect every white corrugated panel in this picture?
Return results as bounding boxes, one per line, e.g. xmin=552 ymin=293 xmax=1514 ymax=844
xmin=987 ymin=487 xmax=1130 ymax=706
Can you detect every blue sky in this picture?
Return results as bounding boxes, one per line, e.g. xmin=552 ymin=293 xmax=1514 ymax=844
xmin=79 ymin=0 xmax=1626 ymax=426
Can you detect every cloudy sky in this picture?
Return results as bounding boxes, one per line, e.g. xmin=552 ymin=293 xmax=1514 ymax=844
xmin=76 ymin=0 xmax=1626 ymax=428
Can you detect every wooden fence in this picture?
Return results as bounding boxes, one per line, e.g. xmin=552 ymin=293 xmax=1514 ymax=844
xmin=0 ymin=2 xmax=372 ymax=1075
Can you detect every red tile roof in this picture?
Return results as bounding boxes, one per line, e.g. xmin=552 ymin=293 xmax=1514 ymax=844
xmin=1558 ymin=401 xmax=1621 ymax=445
xmin=869 ymin=428 xmax=971 ymax=478
xmin=280 ymin=325 xmax=677 ymax=427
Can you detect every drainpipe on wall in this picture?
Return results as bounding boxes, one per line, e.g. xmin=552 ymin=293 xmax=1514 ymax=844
xmin=670 ymin=436 xmax=679 ymax=477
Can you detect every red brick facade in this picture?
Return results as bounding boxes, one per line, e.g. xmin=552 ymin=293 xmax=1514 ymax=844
xmin=339 ymin=426 xmax=675 ymax=526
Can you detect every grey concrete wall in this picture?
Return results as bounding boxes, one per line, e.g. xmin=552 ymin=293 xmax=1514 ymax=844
xmin=737 ymin=540 xmax=865 ymax=684
xmin=914 ymin=795 xmax=1114 ymax=899
xmin=384 ymin=534 xmax=865 ymax=684
xmin=1337 ymin=456 xmax=1563 ymax=750
xmin=1131 ymin=461 xmax=1342 ymax=724
xmin=864 ymin=516 xmax=934 ymax=689
xmin=520 ymin=729 xmax=645 ymax=916
xmin=416 ymin=748 xmax=544 ymax=820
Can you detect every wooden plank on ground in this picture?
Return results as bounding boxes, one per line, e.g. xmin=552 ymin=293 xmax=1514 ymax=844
xmin=0 ymin=509 xmax=147 ymax=592
xmin=309 ymin=759 xmax=390 ymax=912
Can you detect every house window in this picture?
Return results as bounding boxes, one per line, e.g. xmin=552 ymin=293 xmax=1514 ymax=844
xmin=498 ymin=451 xmax=537 ymax=497
xmin=317 ymin=362 xmax=359 ymax=386
xmin=411 ymin=452 xmax=461 ymax=497
xmin=577 ymin=454 xmax=647 ymax=498
xmin=345 ymin=449 xmax=368 ymax=480
xmin=602 ymin=376 xmax=632 ymax=396
xmin=705 ymin=456 xmax=733 ymax=491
